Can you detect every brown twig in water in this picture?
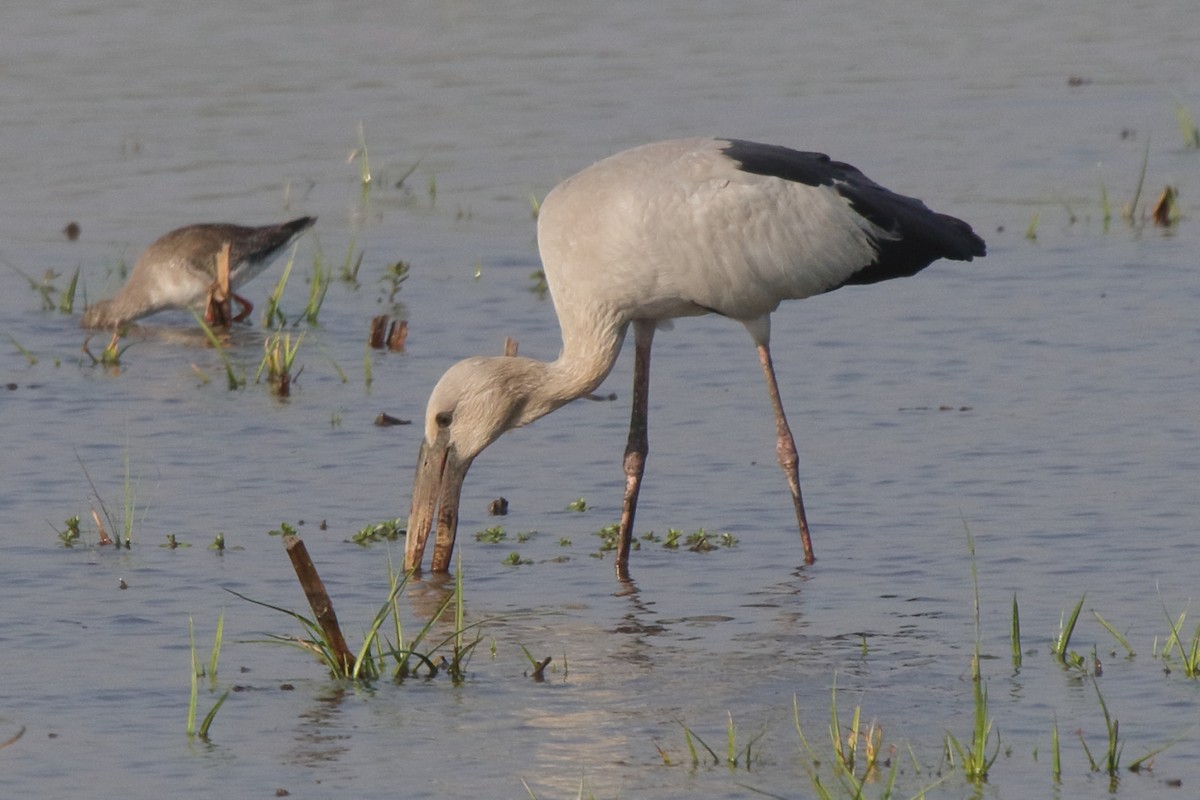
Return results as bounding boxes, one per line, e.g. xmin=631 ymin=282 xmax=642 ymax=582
xmin=205 ymin=242 xmax=233 ymax=327
xmin=282 ymin=535 xmax=355 ymax=674
xmin=386 ymin=319 xmax=407 ymax=351
xmin=504 ymin=336 xmax=518 ymax=357
xmin=368 ymin=315 xmax=388 ymax=349
xmin=0 ymin=725 xmax=25 ymax=750
xmin=368 ymin=315 xmax=409 ymax=351
xmin=530 ymin=655 xmax=552 ymax=681
xmin=91 ymin=509 xmax=112 ymax=546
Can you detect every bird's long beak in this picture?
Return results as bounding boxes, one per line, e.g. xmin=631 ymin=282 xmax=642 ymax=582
xmin=404 ymin=433 xmax=471 ymax=574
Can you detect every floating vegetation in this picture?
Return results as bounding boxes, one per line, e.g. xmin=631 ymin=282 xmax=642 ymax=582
xmin=565 ymin=497 xmax=588 ymax=512
xmin=476 ymin=525 xmax=508 ymax=544
xmin=350 ymin=518 xmax=405 ymax=546
xmin=53 ymin=515 xmax=82 ymax=547
xmin=267 ymin=522 xmax=298 ymax=537
xmin=379 ymin=260 xmax=410 ymax=304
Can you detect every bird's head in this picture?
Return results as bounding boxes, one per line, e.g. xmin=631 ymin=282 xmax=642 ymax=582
xmin=404 ymin=356 xmax=548 ymax=573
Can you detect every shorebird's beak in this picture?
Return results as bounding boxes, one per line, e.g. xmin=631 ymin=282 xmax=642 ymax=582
xmin=404 ymin=431 xmax=471 ymax=574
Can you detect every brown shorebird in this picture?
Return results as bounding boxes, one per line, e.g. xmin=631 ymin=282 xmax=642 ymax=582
xmin=81 ymin=216 xmax=316 ymax=329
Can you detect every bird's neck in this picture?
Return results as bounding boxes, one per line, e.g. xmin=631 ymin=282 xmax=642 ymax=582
xmin=512 ymin=318 xmax=625 ymax=424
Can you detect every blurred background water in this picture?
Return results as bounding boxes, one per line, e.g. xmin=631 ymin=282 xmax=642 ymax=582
xmin=1 ymin=1 xmax=1197 ymax=797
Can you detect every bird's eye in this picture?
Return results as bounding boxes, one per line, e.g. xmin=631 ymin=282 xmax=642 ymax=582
xmin=435 ymin=411 xmax=453 ymax=428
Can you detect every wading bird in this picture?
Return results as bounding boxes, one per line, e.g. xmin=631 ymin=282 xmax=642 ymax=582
xmin=404 ymin=137 xmax=985 ymax=578
xmin=81 ymin=216 xmax=316 ymax=329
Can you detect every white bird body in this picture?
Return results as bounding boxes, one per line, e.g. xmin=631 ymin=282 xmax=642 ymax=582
xmin=405 ymin=137 xmax=985 ymax=577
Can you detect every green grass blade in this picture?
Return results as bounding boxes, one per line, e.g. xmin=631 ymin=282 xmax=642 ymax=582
xmin=1051 ymin=715 xmax=1061 ymax=783
xmin=198 ymin=690 xmax=231 ymax=738
xmin=208 ymin=611 xmax=224 ymax=678
xmin=1011 ymin=593 xmax=1022 ymax=669
xmin=1091 ymin=610 xmax=1135 ymax=657
xmin=1053 ymin=594 xmax=1086 ymax=664
xmin=190 ymin=310 xmax=241 ymax=389
xmin=187 ymin=617 xmax=199 ymax=736
xmin=1123 ymin=137 xmax=1150 ymax=223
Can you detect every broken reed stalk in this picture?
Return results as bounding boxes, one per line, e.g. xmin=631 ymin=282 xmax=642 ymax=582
xmin=206 ymin=242 xmax=233 ymax=327
xmin=368 ymin=315 xmax=409 ymax=352
xmin=504 ymin=336 xmax=519 ymax=357
xmin=368 ymin=315 xmax=388 ymax=348
xmin=282 ymin=535 xmax=354 ymax=674
xmin=530 ymin=655 xmax=552 ymax=681
xmin=387 ymin=319 xmax=407 ymax=351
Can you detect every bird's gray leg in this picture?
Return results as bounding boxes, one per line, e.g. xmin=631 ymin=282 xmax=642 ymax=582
xmin=756 ymin=342 xmax=816 ymax=564
xmin=616 ymin=321 xmax=655 ymax=579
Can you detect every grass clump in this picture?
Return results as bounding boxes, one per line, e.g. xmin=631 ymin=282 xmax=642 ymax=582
xmin=1159 ymin=599 xmax=1200 ymax=678
xmin=944 ymin=526 xmax=999 ymax=783
xmin=186 ymin=614 xmax=230 ymax=739
xmin=255 ymin=329 xmax=304 ymax=397
xmin=191 ymin=310 xmax=243 ymax=390
xmin=672 ymin=712 xmax=764 ymax=772
xmin=230 ymin=553 xmax=484 ymax=683
xmin=1052 ymin=594 xmax=1087 ymax=671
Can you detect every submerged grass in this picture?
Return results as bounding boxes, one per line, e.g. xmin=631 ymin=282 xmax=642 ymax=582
xmin=944 ymin=525 xmax=999 ymax=783
xmin=230 ymin=549 xmax=485 ymax=683
xmin=303 ymin=252 xmax=330 ymax=325
xmin=255 ymin=329 xmax=305 ymax=397
xmin=75 ymin=443 xmax=144 ymax=548
xmin=191 ymin=310 xmax=242 ymax=390
xmin=1159 ymin=599 xmax=1200 ymax=678
xmin=187 ymin=614 xmax=230 ymax=739
xmin=1052 ymin=594 xmax=1087 ymax=670
xmin=261 ymin=243 xmax=300 ymax=328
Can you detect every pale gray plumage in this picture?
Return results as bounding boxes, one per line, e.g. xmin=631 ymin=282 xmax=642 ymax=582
xmin=404 ymin=137 xmax=985 ymax=577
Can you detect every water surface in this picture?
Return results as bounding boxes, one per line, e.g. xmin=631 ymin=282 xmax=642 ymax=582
xmin=1 ymin=1 xmax=1197 ymax=797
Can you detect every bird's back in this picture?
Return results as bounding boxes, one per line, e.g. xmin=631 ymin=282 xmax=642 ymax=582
xmin=537 ymin=138 xmax=983 ymax=330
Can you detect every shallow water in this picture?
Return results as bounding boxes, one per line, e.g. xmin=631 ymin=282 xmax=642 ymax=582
xmin=2 ymin=1 xmax=1198 ymax=797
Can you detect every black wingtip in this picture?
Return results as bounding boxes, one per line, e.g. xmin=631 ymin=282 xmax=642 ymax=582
xmin=284 ymin=216 xmax=317 ymax=234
